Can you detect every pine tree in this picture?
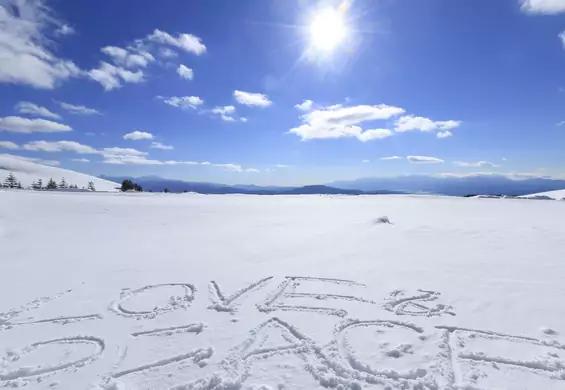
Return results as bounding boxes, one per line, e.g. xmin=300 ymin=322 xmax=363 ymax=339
xmin=88 ymin=181 xmax=96 ymax=191
xmin=46 ymin=178 xmax=58 ymax=189
xmin=59 ymin=177 xmax=68 ymax=189
xmin=16 ymin=182 xmax=22 ymax=189
xmin=37 ymin=179 xmax=43 ymax=189
xmin=3 ymin=172 xmax=18 ymax=188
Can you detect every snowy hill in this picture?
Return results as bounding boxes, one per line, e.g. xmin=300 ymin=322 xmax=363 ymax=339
xmin=0 ymin=154 xmax=119 ymax=191
xmin=2 ymin=192 xmax=565 ymax=389
xmin=521 ymin=188 xmax=565 ymax=200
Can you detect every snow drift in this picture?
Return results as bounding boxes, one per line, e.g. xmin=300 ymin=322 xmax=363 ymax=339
xmin=0 ymin=154 xmax=119 ymax=191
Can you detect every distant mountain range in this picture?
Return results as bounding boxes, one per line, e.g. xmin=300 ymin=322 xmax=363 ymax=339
xmin=99 ymin=174 xmax=565 ymax=197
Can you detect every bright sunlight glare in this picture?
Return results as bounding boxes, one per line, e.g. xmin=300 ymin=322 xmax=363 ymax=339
xmin=309 ymin=8 xmax=346 ymax=51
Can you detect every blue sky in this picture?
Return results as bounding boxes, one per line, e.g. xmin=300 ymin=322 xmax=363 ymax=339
xmin=1 ymin=0 xmax=565 ymax=185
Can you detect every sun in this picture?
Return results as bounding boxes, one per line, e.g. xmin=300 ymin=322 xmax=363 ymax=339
xmin=309 ymin=8 xmax=346 ymax=51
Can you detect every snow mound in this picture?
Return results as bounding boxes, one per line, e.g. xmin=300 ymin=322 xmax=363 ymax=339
xmin=0 ymin=154 xmax=119 ymax=191
xmin=520 ymin=189 xmax=565 ymax=200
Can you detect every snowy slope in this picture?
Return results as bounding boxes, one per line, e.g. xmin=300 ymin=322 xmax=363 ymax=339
xmin=0 ymin=154 xmax=119 ymax=191
xmin=522 ymin=188 xmax=565 ymax=200
xmin=1 ymin=192 xmax=565 ymax=389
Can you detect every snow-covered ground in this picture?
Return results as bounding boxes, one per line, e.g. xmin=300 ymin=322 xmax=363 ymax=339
xmin=521 ymin=189 xmax=565 ymax=200
xmin=0 ymin=154 xmax=119 ymax=191
xmin=1 ymin=191 xmax=565 ymax=389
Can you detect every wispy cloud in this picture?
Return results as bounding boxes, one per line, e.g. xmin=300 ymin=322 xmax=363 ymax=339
xmin=521 ymin=0 xmax=565 ymax=14
xmin=147 ymin=29 xmax=206 ymax=55
xmin=177 ymin=64 xmax=194 ymax=80
xmin=395 ymin=115 xmax=461 ymax=133
xmin=151 ymin=142 xmax=174 ymax=150
xmin=380 ymin=156 xmax=402 ymax=160
xmin=0 ymin=117 xmax=71 ymax=133
xmin=454 ymin=160 xmax=499 ymax=168
xmin=437 ymin=131 xmax=453 ymax=138
xmin=57 ymin=102 xmax=101 ymax=115
xmin=123 ymin=131 xmax=154 ymax=140
xmin=295 ymin=100 xmax=314 ymax=111
xmin=0 ymin=141 xmax=19 ymax=150
xmin=101 ymin=46 xmax=155 ymax=69
xmin=407 ymin=156 xmax=444 ymax=164
xmin=15 ymin=102 xmax=61 ymax=119
xmin=88 ymin=62 xmax=144 ymax=91
xmin=159 ymin=95 xmax=204 ymax=110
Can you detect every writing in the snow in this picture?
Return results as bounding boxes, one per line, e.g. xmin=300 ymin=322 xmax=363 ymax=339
xmin=0 ymin=276 xmax=563 ymax=390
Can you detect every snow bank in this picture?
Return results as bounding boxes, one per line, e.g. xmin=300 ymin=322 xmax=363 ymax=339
xmin=0 ymin=154 xmax=119 ymax=191
xmin=1 ymin=192 xmax=565 ymax=389
xmin=520 ymin=189 xmax=565 ymax=200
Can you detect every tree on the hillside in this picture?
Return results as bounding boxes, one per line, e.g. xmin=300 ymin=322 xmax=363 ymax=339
xmin=134 ymin=183 xmax=142 ymax=192
xmin=59 ymin=177 xmax=68 ymax=189
xmin=163 ymin=188 xmax=169 ymax=193
xmin=121 ymin=179 xmax=134 ymax=192
xmin=3 ymin=172 xmax=18 ymax=188
xmin=46 ymin=178 xmax=58 ymax=189
xmin=16 ymin=182 xmax=22 ymax=189
xmin=37 ymin=179 xmax=43 ymax=189
xmin=88 ymin=181 xmax=96 ymax=191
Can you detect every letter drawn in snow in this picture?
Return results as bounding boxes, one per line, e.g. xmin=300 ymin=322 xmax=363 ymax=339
xmin=384 ymin=289 xmax=455 ymax=317
xmin=256 ymin=276 xmax=375 ymax=317
xmin=208 ymin=276 xmax=273 ymax=313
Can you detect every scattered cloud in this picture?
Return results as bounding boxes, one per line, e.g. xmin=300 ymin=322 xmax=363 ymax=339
xmin=454 ymin=161 xmax=499 ymax=168
xmin=55 ymin=24 xmax=75 ymax=36
xmin=380 ymin=156 xmax=402 ymax=160
xmin=0 ymin=0 xmax=82 ymax=89
xmin=57 ymin=102 xmax=101 ymax=115
xmin=556 ymin=120 xmax=565 ymax=126
xmin=151 ymin=142 xmax=174 ymax=150
xmin=234 ymin=90 xmax=272 ymax=107
xmin=123 ymin=131 xmax=154 ymax=140
xmin=88 ymin=62 xmax=144 ymax=91
xmin=23 ymin=140 xmax=98 ymax=154
xmin=0 ymin=117 xmax=71 ymax=133
xmin=362 ymin=160 xmax=370 ymax=163
xmin=520 ymin=0 xmax=565 ymax=14
xmin=437 ymin=131 xmax=453 ymax=138
xmin=276 ymin=164 xmax=292 ymax=168
xmin=101 ymin=46 xmax=155 ymax=69
xmin=211 ymin=105 xmax=239 ymax=121
xmin=159 ymin=47 xmax=178 ymax=58
xmin=295 ymin=100 xmax=314 ymax=111
xmin=147 ymin=29 xmax=206 ymax=55
xmin=177 ymin=64 xmax=194 ymax=80
xmin=407 ymin=156 xmax=444 ymax=164
xmin=289 ymin=103 xmax=403 ymax=141
xmin=72 ymin=158 xmax=90 ymax=163
xmin=160 ymin=95 xmax=204 ymax=110
xmin=0 ymin=141 xmax=19 ymax=150
xmin=394 ymin=115 xmax=461 ymax=133
xmin=357 ymin=129 xmax=393 ymax=141
xmin=15 ymin=102 xmax=60 ymax=119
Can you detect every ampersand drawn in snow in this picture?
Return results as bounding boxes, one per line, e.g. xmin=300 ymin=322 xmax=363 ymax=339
xmin=208 ymin=276 xmax=273 ymax=313
xmin=110 ymin=283 xmax=196 ymax=319
xmin=437 ymin=325 xmax=565 ymax=388
xmin=384 ymin=289 xmax=455 ymax=317
xmin=0 ymin=336 xmax=105 ymax=385
xmin=256 ymin=276 xmax=375 ymax=317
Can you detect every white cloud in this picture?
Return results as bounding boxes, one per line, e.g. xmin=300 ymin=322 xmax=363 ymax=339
xmin=159 ymin=47 xmax=178 ymax=58
xmin=58 ymin=102 xmax=101 ymax=115
xmin=0 ymin=116 xmax=71 ymax=133
xmin=72 ymin=158 xmax=89 ymax=163
xmin=454 ymin=161 xmax=499 ymax=168
xmin=295 ymin=100 xmax=314 ymax=111
xmin=55 ymin=24 xmax=75 ymax=36
xmin=101 ymin=147 xmax=147 ymax=157
xmin=151 ymin=142 xmax=174 ymax=150
xmin=23 ymin=140 xmax=98 ymax=154
xmin=276 ymin=164 xmax=292 ymax=168
xmin=147 ymin=29 xmax=206 ymax=55
xmin=0 ymin=141 xmax=18 ymax=150
xmin=556 ymin=120 xmax=565 ymax=126
xmin=380 ymin=156 xmax=402 ymax=160
xmin=123 ymin=131 xmax=154 ymax=140
xmin=407 ymin=156 xmax=444 ymax=164
xmin=362 ymin=160 xmax=370 ymax=163
xmin=520 ymin=0 xmax=565 ymax=14
xmin=211 ymin=105 xmax=238 ymax=121
xmin=177 ymin=64 xmax=194 ymax=80
xmin=0 ymin=0 xmax=82 ymax=89
xmin=437 ymin=131 xmax=453 ymax=138
xmin=88 ymin=62 xmax=144 ymax=91
xmin=101 ymin=46 xmax=155 ymax=68
xmin=394 ymin=115 xmax=461 ymax=133
xmin=240 ymin=117 xmax=248 ymax=123
xmin=357 ymin=129 xmax=393 ymax=142
xmin=289 ymin=103 xmax=404 ymax=141
xmin=234 ymin=90 xmax=272 ymax=107
xmin=15 ymin=102 xmax=60 ymax=119
xmin=160 ymin=96 xmax=204 ymax=110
